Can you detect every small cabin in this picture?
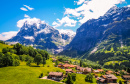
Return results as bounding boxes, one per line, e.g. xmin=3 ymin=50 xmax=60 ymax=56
xmin=48 ymin=72 xmax=63 ymax=81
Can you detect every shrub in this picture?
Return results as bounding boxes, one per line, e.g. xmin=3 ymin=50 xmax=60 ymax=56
xmin=39 ymin=73 xmax=43 ymax=78
xmin=13 ymin=59 xmax=20 ymax=66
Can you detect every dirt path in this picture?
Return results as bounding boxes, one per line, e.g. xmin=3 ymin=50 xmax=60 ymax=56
xmin=40 ymin=76 xmax=65 ymax=84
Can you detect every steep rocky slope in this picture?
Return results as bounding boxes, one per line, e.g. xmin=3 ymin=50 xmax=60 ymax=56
xmin=60 ymin=6 xmax=130 ymax=57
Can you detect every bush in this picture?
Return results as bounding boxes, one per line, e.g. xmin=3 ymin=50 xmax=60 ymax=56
xmin=66 ymin=73 xmax=74 ymax=84
xmin=39 ymin=73 xmax=43 ymax=78
xmin=71 ymin=73 xmax=76 ymax=81
xmin=85 ymin=73 xmax=93 ymax=83
xmin=2 ymin=47 xmax=9 ymax=54
xmin=34 ymin=54 xmax=43 ymax=66
xmin=2 ymin=52 xmax=20 ymax=66
xmin=13 ymin=59 xmax=20 ymax=66
xmin=26 ymin=57 xmax=34 ymax=66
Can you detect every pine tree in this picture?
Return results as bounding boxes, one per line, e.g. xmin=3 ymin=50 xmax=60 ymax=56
xmin=80 ymin=60 xmax=83 ymax=67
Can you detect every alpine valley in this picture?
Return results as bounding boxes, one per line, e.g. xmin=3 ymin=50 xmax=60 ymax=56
xmin=7 ymin=6 xmax=130 ymax=67
xmin=1 ymin=1 xmax=130 ymax=84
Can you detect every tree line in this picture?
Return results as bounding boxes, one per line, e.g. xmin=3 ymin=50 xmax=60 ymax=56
xmin=0 ymin=42 xmax=49 ymax=67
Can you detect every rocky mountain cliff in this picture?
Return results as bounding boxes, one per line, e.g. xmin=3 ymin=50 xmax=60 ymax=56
xmin=59 ymin=6 xmax=130 ymax=58
xmin=7 ymin=18 xmax=75 ymax=54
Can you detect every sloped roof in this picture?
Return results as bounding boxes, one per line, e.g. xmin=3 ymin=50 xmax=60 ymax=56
xmin=49 ymin=72 xmax=63 ymax=76
xmin=122 ymin=75 xmax=130 ymax=78
xmin=105 ymin=74 xmax=118 ymax=80
xmin=66 ymin=69 xmax=73 ymax=72
xmin=80 ymin=67 xmax=91 ymax=72
xmin=97 ymin=69 xmax=104 ymax=72
xmin=94 ymin=70 xmax=100 ymax=73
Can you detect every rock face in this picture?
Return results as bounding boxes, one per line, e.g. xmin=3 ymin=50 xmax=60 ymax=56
xmin=7 ymin=18 xmax=75 ymax=54
xmin=60 ymin=6 xmax=130 ymax=57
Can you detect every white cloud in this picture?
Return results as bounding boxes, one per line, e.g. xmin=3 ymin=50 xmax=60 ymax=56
xmin=17 ymin=17 xmax=45 ymax=28
xmin=24 ymin=14 xmax=30 ymax=18
xmin=20 ymin=7 xmax=28 ymax=11
xmin=52 ymin=16 xmax=77 ymax=28
xmin=0 ymin=31 xmax=18 ymax=41
xmin=23 ymin=5 xmax=34 ymax=10
xmin=53 ymin=0 xmax=126 ymax=27
xmin=75 ymin=0 xmax=86 ymax=5
xmin=127 ymin=5 xmax=130 ymax=7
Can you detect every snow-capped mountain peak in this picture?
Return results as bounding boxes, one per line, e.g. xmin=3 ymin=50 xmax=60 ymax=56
xmin=17 ymin=17 xmax=46 ymax=29
xmin=8 ymin=17 xmax=76 ymax=54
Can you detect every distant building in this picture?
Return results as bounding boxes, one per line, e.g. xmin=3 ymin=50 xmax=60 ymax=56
xmin=93 ymin=70 xmax=100 ymax=73
xmin=48 ymin=72 xmax=63 ymax=81
xmin=76 ymin=66 xmax=80 ymax=70
xmin=52 ymin=58 xmax=57 ymax=62
xmin=58 ymin=63 xmax=77 ymax=69
xmin=64 ymin=61 xmax=69 ymax=64
xmin=76 ymin=67 xmax=92 ymax=74
xmin=106 ymin=70 xmax=113 ymax=75
xmin=97 ymin=74 xmax=118 ymax=83
xmin=97 ymin=69 xmax=104 ymax=72
xmin=122 ymin=75 xmax=130 ymax=80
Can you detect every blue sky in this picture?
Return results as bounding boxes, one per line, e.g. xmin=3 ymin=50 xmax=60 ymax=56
xmin=0 ymin=0 xmax=130 ymax=40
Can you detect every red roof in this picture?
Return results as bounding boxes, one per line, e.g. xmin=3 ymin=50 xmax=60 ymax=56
xmin=66 ymin=69 xmax=73 ymax=72
xmin=97 ymin=69 xmax=104 ymax=72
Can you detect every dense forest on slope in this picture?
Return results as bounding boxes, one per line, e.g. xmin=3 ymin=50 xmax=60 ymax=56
xmin=0 ymin=40 xmax=49 ymax=67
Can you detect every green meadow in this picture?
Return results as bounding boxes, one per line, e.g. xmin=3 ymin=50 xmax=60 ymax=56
xmin=0 ymin=59 xmax=64 ymax=84
xmin=0 ymin=43 xmax=13 ymax=52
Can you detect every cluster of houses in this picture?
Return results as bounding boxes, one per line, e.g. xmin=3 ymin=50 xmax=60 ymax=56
xmin=58 ymin=63 xmax=77 ymax=69
xmin=47 ymin=57 xmax=130 ymax=83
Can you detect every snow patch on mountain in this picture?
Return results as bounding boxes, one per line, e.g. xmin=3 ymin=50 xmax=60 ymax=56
xmin=58 ymin=29 xmax=76 ymax=37
xmin=36 ymin=27 xmax=51 ymax=34
xmin=24 ymin=36 xmax=34 ymax=40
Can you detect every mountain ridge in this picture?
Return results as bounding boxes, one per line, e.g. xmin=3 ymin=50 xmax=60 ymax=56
xmin=7 ymin=18 xmax=76 ymax=54
xmin=59 ymin=6 xmax=130 ymax=58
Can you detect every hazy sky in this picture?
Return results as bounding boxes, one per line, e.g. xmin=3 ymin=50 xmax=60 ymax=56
xmin=0 ymin=0 xmax=130 ymax=40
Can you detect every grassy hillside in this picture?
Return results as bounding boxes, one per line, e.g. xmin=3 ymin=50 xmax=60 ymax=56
xmin=0 ymin=43 xmax=13 ymax=52
xmin=0 ymin=59 xmax=64 ymax=84
xmin=0 ymin=58 xmax=98 ymax=84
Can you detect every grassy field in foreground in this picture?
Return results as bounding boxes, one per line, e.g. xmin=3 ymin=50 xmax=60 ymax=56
xmin=0 ymin=59 xmax=64 ymax=84
xmin=0 ymin=58 xmax=97 ymax=84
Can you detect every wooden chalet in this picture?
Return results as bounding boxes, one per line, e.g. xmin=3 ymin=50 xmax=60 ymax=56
xmin=97 ymin=69 xmax=104 ymax=72
xmin=66 ymin=69 xmax=73 ymax=73
xmin=58 ymin=63 xmax=77 ymax=69
xmin=106 ymin=70 xmax=113 ymax=74
xmin=97 ymin=74 xmax=118 ymax=83
xmin=122 ymin=75 xmax=130 ymax=80
xmin=93 ymin=70 xmax=100 ymax=73
xmin=77 ymin=67 xmax=92 ymax=74
xmin=48 ymin=72 xmax=63 ymax=81
xmin=58 ymin=63 xmax=64 ymax=69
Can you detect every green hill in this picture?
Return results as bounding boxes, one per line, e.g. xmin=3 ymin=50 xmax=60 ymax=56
xmin=0 ymin=43 xmax=13 ymax=52
xmin=0 ymin=59 xmax=64 ymax=84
